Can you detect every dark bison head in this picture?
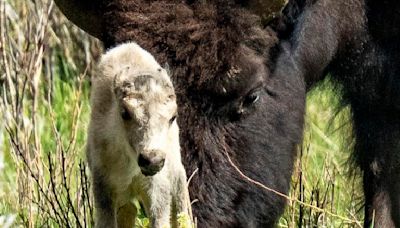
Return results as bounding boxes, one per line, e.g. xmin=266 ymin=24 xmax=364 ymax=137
xmin=55 ymin=0 xmax=305 ymax=226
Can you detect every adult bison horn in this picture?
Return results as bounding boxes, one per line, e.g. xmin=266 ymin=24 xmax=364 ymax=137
xmin=245 ymin=0 xmax=288 ymax=24
xmin=54 ymin=0 xmax=103 ymax=39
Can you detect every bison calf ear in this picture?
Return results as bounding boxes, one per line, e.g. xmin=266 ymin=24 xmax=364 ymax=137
xmin=113 ymin=67 xmax=134 ymax=97
xmin=113 ymin=82 xmax=134 ymax=101
xmin=119 ymin=96 xmax=144 ymax=121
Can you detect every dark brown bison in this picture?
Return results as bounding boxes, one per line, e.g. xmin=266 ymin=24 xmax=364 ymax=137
xmin=272 ymin=0 xmax=400 ymax=227
xmin=54 ymin=0 xmax=400 ymax=227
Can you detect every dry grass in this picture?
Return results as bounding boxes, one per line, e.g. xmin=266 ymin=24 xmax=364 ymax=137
xmin=0 ymin=0 xmax=100 ymax=226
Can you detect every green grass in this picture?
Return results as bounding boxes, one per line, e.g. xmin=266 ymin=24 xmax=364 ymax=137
xmin=279 ymin=81 xmax=363 ymax=228
xmin=0 ymin=0 xmax=363 ymax=227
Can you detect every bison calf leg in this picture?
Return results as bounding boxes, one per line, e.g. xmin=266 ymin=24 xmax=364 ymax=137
xmin=92 ymin=176 xmax=117 ymax=228
xmin=150 ymin=194 xmax=172 ymax=228
xmin=142 ymin=177 xmax=173 ymax=228
xmin=352 ymin=110 xmax=400 ymax=227
xmin=117 ymin=202 xmax=137 ymax=228
xmin=172 ymin=169 xmax=192 ymax=228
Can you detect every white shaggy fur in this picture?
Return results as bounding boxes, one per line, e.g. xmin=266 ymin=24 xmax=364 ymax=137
xmin=87 ymin=42 xmax=191 ymax=228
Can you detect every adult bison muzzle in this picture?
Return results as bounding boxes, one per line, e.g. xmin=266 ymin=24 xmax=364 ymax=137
xmin=55 ymin=0 xmax=304 ymax=227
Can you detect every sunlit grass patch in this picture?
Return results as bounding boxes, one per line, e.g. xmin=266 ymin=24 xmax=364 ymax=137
xmin=280 ymin=81 xmax=363 ymax=228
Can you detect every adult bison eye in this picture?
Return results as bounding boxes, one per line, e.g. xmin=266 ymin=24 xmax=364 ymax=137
xmin=229 ymin=89 xmax=261 ymax=121
xmin=169 ymin=115 xmax=177 ymax=125
xmin=121 ymin=108 xmax=132 ymax=121
xmin=243 ymin=90 xmax=260 ymax=107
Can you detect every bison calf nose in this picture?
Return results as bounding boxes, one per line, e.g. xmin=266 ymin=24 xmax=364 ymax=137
xmin=138 ymin=152 xmax=165 ymax=176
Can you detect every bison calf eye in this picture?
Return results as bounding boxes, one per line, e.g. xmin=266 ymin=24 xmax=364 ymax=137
xmin=243 ymin=91 xmax=260 ymax=107
xmin=121 ymin=108 xmax=132 ymax=121
xmin=169 ymin=115 xmax=177 ymax=125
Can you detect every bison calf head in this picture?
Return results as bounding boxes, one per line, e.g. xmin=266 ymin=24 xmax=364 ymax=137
xmin=99 ymin=43 xmax=178 ymax=176
xmin=114 ymin=72 xmax=177 ymax=176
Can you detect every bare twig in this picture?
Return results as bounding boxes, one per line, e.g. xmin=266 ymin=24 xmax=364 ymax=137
xmin=223 ymin=147 xmax=362 ymax=226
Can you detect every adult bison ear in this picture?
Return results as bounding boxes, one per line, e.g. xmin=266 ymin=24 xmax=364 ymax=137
xmin=54 ymin=0 xmax=103 ymax=39
xmin=243 ymin=0 xmax=287 ymax=25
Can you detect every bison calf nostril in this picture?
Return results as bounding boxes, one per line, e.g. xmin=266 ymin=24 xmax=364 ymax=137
xmin=138 ymin=153 xmax=166 ymax=176
xmin=138 ymin=154 xmax=151 ymax=167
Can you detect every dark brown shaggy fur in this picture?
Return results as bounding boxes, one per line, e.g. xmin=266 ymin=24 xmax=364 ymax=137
xmin=103 ymin=0 xmax=277 ymax=90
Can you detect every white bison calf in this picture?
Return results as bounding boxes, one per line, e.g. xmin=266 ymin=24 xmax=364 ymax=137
xmin=87 ymin=43 xmax=191 ymax=228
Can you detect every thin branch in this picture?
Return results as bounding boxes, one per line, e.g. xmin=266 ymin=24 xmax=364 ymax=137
xmin=222 ymin=148 xmax=362 ymax=226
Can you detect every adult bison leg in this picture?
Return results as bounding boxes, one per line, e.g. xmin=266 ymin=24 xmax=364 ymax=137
xmin=351 ymin=107 xmax=400 ymax=227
